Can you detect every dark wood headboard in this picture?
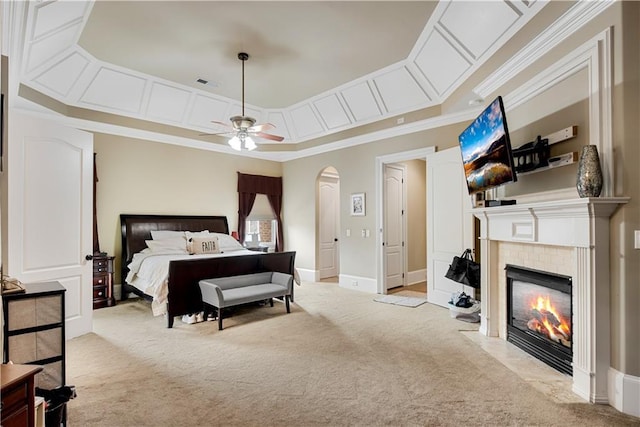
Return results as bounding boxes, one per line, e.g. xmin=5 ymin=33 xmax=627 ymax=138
xmin=120 ymin=214 xmax=229 ymax=284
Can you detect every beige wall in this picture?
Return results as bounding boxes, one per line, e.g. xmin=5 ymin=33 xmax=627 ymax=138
xmin=93 ymin=133 xmax=282 ymax=275
xmin=283 ymin=125 xmax=462 ymax=278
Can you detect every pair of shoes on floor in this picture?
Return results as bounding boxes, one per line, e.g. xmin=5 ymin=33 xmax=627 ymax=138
xmin=181 ymin=312 xmax=205 ymax=324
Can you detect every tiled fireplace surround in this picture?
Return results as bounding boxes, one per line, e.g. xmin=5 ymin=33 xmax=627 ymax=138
xmin=473 ymin=197 xmax=628 ymax=404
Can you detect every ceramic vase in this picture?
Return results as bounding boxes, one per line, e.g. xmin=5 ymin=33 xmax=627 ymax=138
xmin=576 ymin=145 xmax=603 ymax=197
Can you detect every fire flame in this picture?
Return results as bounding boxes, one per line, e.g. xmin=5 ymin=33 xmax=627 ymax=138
xmin=527 ymin=295 xmax=571 ymax=348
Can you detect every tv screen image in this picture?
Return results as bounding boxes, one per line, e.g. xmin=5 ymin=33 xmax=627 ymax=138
xmin=458 ymin=96 xmax=517 ymax=195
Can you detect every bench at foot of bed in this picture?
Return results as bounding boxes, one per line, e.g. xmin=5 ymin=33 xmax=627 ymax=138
xmin=198 ymin=271 xmax=293 ymax=330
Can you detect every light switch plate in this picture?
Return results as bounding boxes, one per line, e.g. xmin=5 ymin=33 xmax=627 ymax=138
xmin=635 ymin=230 xmax=640 ymax=249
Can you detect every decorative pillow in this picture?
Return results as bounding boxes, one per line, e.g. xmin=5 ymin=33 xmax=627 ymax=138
xmin=150 ymin=230 xmax=185 ymax=240
xmin=185 ymin=231 xmax=211 ymax=252
xmin=145 ymin=237 xmax=188 ymax=253
xmin=189 ymin=235 xmax=220 ymax=255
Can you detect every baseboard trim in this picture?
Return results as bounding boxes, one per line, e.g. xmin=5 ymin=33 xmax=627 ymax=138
xmin=608 ymin=367 xmax=640 ymax=417
xmin=407 ymin=269 xmax=426 ymax=285
xmin=296 ymin=268 xmax=318 ymax=283
xmin=338 ymin=274 xmax=377 ymax=293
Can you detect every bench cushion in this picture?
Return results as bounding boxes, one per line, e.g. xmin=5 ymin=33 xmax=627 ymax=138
xmin=221 ymin=283 xmax=288 ymax=306
xmin=201 ymin=272 xmax=274 ymax=290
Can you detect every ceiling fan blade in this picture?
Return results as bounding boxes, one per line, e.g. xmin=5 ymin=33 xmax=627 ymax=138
xmin=210 ymin=120 xmax=233 ymax=129
xmin=248 ymin=123 xmax=275 ymax=133
xmin=254 ymin=132 xmax=284 ymax=142
xmin=199 ymin=131 xmax=233 ymax=136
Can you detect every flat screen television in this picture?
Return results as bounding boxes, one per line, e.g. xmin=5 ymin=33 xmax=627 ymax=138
xmin=458 ymin=96 xmax=517 ymax=195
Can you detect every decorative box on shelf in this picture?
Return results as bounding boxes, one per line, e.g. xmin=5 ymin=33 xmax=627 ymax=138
xmin=93 ymin=253 xmax=116 ymax=309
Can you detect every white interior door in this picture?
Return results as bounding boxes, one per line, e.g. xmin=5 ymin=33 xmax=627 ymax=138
xmin=7 ymin=113 xmax=94 ymax=339
xmin=427 ymin=147 xmax=474 ymax=307
xmin=318 ymin=176 xmax=339 ymax=279
xmin=384 ymin=164 xmax=405 ymax=291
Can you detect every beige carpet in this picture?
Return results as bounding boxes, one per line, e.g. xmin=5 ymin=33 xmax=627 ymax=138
xmin=66 ymin=282 xmax=639 ymax=426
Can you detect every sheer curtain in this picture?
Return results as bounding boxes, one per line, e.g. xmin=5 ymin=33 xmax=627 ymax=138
xmin=237 ymin=172 xmax=284 ymax=251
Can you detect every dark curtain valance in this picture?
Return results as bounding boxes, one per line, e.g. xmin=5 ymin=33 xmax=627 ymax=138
xmin=237 ymin=172 xmax=284 ymax=251
xmin=237 ymin=172 xmax=282 ymax=196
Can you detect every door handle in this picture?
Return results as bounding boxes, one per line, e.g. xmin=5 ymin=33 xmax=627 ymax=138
xmin=85 ymin=254 xmax=94 ymax=261
xmin=334 ymin=238 xmax=338 ymax=242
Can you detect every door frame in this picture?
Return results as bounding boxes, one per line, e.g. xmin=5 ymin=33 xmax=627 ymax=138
xmin=375 ymin=147 xmax=435 ymax=294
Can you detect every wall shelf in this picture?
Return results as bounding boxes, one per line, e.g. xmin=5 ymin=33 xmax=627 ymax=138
xmin=513 ymin=125 xmax=578 ymax=176
xmin=516 ymin=151 xmax=578 ymax=176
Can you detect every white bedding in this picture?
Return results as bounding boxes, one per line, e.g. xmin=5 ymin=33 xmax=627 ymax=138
xmin=125 ymin=248 xmax=258 ymax=316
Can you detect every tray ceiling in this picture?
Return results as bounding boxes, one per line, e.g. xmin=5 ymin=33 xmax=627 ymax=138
xmin=13 ymin=0 xmax=548 ymax=149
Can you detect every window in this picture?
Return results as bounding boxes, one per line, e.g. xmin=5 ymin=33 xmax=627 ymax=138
xmin=245 ymin=194 xmax=276 ymax=251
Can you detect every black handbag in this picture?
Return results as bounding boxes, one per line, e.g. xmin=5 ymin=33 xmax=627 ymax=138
xmin=444 ymin=249 xmax=480 ymax=289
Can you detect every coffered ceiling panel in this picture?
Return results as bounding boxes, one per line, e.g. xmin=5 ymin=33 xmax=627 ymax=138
xmin=374 ymin=67 xmax=431 ymax=113
xmin=341 ymin=82 xmax=382 ymax=122
xmin=32 ymin=52 xmax=90 ymax=97
xmin=290 ymin=105 xmax=324 ymax=139
xmin=146 ymin=83 xmax=192 ymax=124
xmin=314 ymin=95 xmax=351 ymax=130
xmin=439 ymin=0 xmax=521 ymax=59
xmin=80 ymin=67 xmax=146 ymax=114
xmin=414 ymin=29 xmax=471 ymax=97
xmin=187 ymin=95 xmax=229 ymax=129
xmin=26 ymin=24 xmax=81 ymax=73
xmin=31 ymin=0 xmax=88 ymax=39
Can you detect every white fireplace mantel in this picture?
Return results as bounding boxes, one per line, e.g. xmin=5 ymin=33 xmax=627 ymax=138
xmin=472 ymin=197 xmax=629 ymax=404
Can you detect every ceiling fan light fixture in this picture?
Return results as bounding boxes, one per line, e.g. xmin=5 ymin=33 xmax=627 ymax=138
xmin=244 ymin=136 xmax=257 ymax=151
xmin=228 ymin=136 xmax=242 ymax=151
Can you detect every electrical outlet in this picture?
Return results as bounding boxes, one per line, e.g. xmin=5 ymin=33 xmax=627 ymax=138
xmin=346 ymin=229 xmax=351 ymax=237
xmin=365 ymin=229 xmax=370 ymax=237
xmin=396 ymin=117 xmax=404 ymax=125
xmin=352 ymin=280 xmax=358 ymax=287
xmin=361 ymin=229 xmax=366 ymax=237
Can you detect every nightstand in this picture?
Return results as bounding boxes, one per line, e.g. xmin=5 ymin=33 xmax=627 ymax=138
xmin=93 ymin=254 xmax=115 ymax=309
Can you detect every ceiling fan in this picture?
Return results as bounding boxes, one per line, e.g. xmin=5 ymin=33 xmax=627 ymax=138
xmin=205 ymin=52 xmax=284 ymax=151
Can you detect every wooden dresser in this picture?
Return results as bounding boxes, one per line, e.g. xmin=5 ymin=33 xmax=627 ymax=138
xmin=1 ymin=364 xmax=43 ymax=427
xmin=93 ymin=254 xmax=116 ymax=309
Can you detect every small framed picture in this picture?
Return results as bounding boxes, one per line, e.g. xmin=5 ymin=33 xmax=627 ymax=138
xmin=350 ymin=192 xmax=365 ymax=216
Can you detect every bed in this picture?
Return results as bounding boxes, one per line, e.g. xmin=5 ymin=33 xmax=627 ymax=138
xmin=120 ymin=214 xmax=296 ymax=328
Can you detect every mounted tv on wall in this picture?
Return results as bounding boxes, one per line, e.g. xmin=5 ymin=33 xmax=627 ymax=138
xmin=458 ymin=96 xmax=517 ymax=195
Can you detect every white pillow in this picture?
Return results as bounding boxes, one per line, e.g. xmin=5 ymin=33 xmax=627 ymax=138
xmin=145 ymin=237 xmax=188 ymax=253
xmin=213 ymin=233 xmax=245 ymax=252
xmin=189 ymin=235 xmax=220 ymax=255
xmin=185 ymin=230 xmax=210 ymax=240
xmin=150 ymin=230 xmax=185 ymax=240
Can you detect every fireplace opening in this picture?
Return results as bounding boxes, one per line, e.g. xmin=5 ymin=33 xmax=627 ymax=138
xmin=506 ymin=265 xmax=572 ymax=375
